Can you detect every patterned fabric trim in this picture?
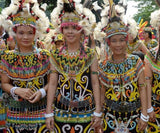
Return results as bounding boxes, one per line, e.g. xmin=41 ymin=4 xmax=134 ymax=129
xmin=54 ymin=111 xmax=92 ymax=123
xmin=7 ymin=98 xmax=46 ymax=125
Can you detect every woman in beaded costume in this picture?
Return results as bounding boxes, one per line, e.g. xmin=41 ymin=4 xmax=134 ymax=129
xmin=142 ymin=27 xmax=158 ymax=51
xmin=97 ymin=0 xmax=148 ymax=132
xmin=144 ymin=9 xmax=160 ymax=133
xmin=0 ymin=0 xmax=50 ymax=132
xmin=127 ymin=18 xmax=148 ymax=55
xmin=0 ymin=15 xmax=7 ymax=133
xmin=45 ymin=0 xmax=101 ymax=132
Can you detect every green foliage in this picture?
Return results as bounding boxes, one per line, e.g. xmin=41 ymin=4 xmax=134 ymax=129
xmin=133 ymin=0 xmax=159 ymax=26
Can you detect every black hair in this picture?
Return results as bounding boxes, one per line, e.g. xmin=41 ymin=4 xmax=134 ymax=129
xmin=133 ymin=35 xmax=139 ymax=43
xmin=132 ymin=51 xmax=145 ymax=61
xmin=145 ymin=31 xmax=152 ymax=39
xmin=63 ymin=3 xmax=75 ymax=13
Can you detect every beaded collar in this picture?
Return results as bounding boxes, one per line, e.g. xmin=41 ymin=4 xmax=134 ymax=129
xmin=50 ymin=45 xmax=95 ymax=79
xmin=1 ymin=49 xmax=50 ymax=81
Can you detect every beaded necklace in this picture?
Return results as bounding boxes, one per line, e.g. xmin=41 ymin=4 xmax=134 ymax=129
xmin=110 ymin=54 xmax=127 ymax=102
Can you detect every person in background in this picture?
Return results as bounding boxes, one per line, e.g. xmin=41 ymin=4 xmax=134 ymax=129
xmin=127 ymin=18 xmax=148 ymax=55
xmin=45 ymin=0 xmax=101 ymax=132
xmin=0 ymin=15 xmax=7 ymax=133
xmin=0 ymin=0 xmax=50 ymax=132
xmin=142 ymin=27 xmax=158 ymax=51
xmin=144 ymin=9 xmax=160 ymax=133
xmin=6 ymin=36 xmax=15 ymax=50
xmin=54 ymin=33 xmax=64 ymax=49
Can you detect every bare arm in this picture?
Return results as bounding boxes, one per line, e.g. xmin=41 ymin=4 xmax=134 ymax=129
xmin=138 ymin=70 xmax=147 ymax=116
xmin=91 ymin=57 xmax=101 ymax=113
xmin=100 ymin=83 xmax=105 ymax=110
xmin=90 ymin=56 xmax=102 ymax=128
xmin=144 ymin=63 xmax=152 ymax=109
xmin=144 ymin=60 xmax=155 ymax=121
xmin=137 ymin=70 xmax=148 ymax=131
xmin=46 ymin=63 xmax=58 ymax=131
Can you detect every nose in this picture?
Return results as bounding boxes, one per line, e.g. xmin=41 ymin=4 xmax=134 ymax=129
xmin=115 ymin=41 xmax=122 ymax=46
xmin=68 ymin=27 xmax=73 ymax=33
xmin=23 ymin=33 xmax=28 ymax=39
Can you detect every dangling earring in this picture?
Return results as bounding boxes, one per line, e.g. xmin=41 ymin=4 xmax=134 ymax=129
xmin=14 ymin=39 xmax=18 ymax=52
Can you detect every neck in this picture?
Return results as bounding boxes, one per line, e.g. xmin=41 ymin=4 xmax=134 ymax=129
xmin=145 ymin=38 xmax=151 ymax=42
xmin=67 ymin=42 xmax=81 ymax=53
xmin=19 ymin=46 xmax=33 ymax=53
xmin=112 ymin=54 xmax=126 ymax=63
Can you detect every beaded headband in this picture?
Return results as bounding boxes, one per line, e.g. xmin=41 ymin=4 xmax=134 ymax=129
xmin=143 ymin=27 xmax=152 ymax=33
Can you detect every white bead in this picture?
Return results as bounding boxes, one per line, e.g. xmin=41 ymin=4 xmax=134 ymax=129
xmin=140 ymin=113 xmax=149 ymax=122
xmin=39 ymin=88 xmax=46 ymax=98
xmin=44 ymin=113 xmax=54 ymax=118
xmin=93 ymin=112 xmax=102 ymax=117
xmin=147 ymin=106 xmax=154 ymax=113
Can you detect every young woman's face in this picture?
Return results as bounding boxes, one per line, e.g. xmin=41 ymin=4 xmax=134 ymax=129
xmin=62 ymin=25 xmax=81 ymax=44
xmin=142 ymin=31 xmax=149 ymax=40
xmin=109 ymin=34 xmax=127 ymax=56
xmin=15 ymin=25 xmax=35 ymax=48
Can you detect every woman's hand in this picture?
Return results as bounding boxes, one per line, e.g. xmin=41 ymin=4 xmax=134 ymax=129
xmin=15 ymin=87 xmax=34 ymax=100
xmin=148 ymin=111 xmax=156 ymax=122
xmin=46 ymin=117 xmax=54 ymax=131
xmin=91 ymin=116 xmax=102 ymax=129
xmin=28 ymin=90 xmax=42 ymax=103
xmin=138 ymin=118 xmax=148 ymax=131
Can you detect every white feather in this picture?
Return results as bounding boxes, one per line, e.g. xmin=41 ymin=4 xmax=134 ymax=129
xmin=93 ymin=1 xmax=102 ymax=11
xmin=41 ymin=3 xmax=47 ymax=11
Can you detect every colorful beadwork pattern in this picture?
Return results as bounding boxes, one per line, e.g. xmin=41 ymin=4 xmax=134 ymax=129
xmin=99 ymin=54 xmax=144 ymax=133
xmin=0 ymin=49 xmax=50 ymax=131
xmin=50 ymin=46 xmax=96 ymax=132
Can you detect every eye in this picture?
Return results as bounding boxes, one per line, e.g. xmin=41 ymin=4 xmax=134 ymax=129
xmin=18 ymin=31 xmax=24 ymax=34
xmin=63 ymin=26 xmax=69 ymax=29
xmin=29 ymin=31 xmax=34 ymax=34
xmin=110 ymin=39 xmax=117 ymax=43
xmin=72 ymin=26 xmax=77 ymax=29
xmin=120 ymin=38 xmax=125 ymax=42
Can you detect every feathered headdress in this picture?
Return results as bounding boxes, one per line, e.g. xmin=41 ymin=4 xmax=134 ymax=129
xmin=127 ymin=17 xmax=138 ymax=39
xmin=1 ymin=0 xmax=49 ymax=39
xmin=93 ymin=0 xmax=128 ymax=61
xmin=94 ymin=0 xmax=127 ymax=42
xmin=50 ymin=0 xmax=96 ymax=36
xmin=150 ymin=9 xmax=160 ymax=30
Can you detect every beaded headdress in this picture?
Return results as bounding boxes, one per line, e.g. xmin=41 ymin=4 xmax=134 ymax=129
xmin=50 ymin=0 xmax=96 ymax=36
xmin=93 ymin=0 xmax=128 ymax=60
xmin=55 ymin=33 xmax=64 ymax=42
xmin=143 ymin=27 xmax=152 ymax=33
xmin=1 ymin=0 xmax=49 ymax=39
xmin=94 ymin=0 xmax=128 ymax=42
